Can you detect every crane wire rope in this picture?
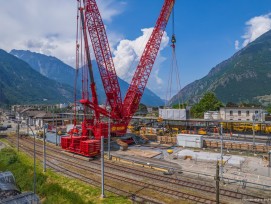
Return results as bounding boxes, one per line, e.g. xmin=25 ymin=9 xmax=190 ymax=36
xmin=164 ymin=6 xmax=183 ymax=109
xmin=73 ymin=0 xmax=81 ymax=126
xmin=79 ymin=0 xmax=89 ymax=119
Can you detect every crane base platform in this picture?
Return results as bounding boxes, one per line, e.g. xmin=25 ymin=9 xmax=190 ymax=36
xmin=61 ymin=136 xmax=100 ymax=157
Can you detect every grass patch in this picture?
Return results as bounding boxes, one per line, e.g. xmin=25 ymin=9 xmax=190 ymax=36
xmin=0 ymin=147 xmax=130 ymax=204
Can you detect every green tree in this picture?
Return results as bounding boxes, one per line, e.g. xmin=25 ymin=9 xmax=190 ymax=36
xmin=266 ymin=104 xmax=271 ymax=114
xmin=191 ymin=92 xmax=223 ymax=118
xmin=226 ymin=102 xmax=238 ymax=107
xmin=135 ymin=103 xmax=148 ymax=115
xmin=172 ymin=103 xmax=187 ymax=109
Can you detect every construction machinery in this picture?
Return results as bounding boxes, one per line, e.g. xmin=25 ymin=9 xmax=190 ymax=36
xmin=61 ymin=0 xmax=175 ymax=156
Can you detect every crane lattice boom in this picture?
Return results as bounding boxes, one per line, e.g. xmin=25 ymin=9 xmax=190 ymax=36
xmin=123 ymin=0 xmax=175 ymax=121
xmin=61 ymin=0 xmax=175 ymax=157
xmin=84 ymin=0 xmax=123 ymax=119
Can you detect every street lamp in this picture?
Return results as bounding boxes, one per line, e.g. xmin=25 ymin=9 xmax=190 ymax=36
xmin=108 ymin=108 xmax=111 ymax=160
xmin=43 ymin=123 xmax=47 ymax=172
xmin=101 ymin=136 xmax=105 ymax=198
xmin=24 ymin=122 xmax=37 ymax=194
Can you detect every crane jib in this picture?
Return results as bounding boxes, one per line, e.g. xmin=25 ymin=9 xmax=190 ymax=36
xmin=123 ymin=0 xmax=175 ymax=122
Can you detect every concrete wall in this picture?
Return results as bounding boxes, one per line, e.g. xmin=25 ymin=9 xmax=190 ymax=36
xmin=177 ymin=134 xmax=203 ymax=148
xmin=220 ymin=107 xmax=265 ymax=121
xmin=159 ymin=109 xmax=186 ymax=120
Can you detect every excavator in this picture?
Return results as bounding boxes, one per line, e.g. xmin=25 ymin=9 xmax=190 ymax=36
xmin=61 ymin=0 xmax=175 ymax=156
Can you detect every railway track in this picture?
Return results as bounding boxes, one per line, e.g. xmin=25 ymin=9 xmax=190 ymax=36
xmin=8 ymin=137 xmax=217 ymax=203
xmin=6 ymin=136 xmax=266 ymax=203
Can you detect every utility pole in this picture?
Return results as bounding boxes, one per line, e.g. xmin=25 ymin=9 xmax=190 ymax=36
xmin=215 ymin=161 xmax=220 ymax=204
xmin=268 ymin=151 xmax=271 ymax=177
xmin=33 ymin=127 xmax=36 ymax=195
xmin=43 ymin=123 xmax=46 ymax=172
xmin=55 ymin=109 xmax=58 ymax=146
xmin=25 ymin=123 xmax=36 ymax=195
xmin=101 ymin=136 xmax=105 ymax=198
xmin=16 ymin=120 xmax=20 ymax=151
xmin=53 ymin=106 xmax=58 ymax=146
xmin=27 ymin=118 xmax=29 ymax=136
xmin=108 ymin=110 xmax=111 ymax=160
xmin=220 ymin=123 xmax=224 ymax=181
xmin=252 ymin=114 xmax=256 ymax=152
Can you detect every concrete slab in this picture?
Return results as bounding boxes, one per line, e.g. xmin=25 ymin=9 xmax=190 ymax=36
xmin=115 ymin=148 xmax=161 ymax=158
xmin=177 ymin=149 xmax=245 ymax=165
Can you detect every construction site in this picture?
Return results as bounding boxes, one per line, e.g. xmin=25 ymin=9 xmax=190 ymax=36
xmin=0 ymin=0 xmax=271 ymax=203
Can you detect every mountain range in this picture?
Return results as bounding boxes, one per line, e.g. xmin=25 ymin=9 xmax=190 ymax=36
xmin=0 ymin=49 xmax=74 ymax=106
xmin=170 ymin=30 xmax=271 ymax=106
xmin=10 ymin=49 xmax=164 ymax=106
xmin=5 ymin=29 xmax=270 ymax=108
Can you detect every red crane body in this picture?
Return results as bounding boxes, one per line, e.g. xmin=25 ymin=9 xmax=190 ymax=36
xmin=84 ymin=0 xmax=123 ymax=119
xmin=123 ymin=0 xmax=175 ymax=121
xmin=61 ymin=0 xmax=175 ymax=156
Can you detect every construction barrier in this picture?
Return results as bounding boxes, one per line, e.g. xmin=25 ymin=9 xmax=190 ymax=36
xmin=156 ymin=136 xmax=271 ymax=153
xmin=204 ymin=140 xmax=271 ymax=153
xmin=157 ymin=136 xmax=177 ymax=145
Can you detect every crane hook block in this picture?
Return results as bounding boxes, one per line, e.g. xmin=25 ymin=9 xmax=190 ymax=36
xmin=171 ymin=34 xmax=176 ymax=44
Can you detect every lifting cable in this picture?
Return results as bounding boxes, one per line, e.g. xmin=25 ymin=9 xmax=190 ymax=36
xmin=80 ymin=7 xmax=89 ymax=119
xmin=164 ymin=6 xmax=184 ymax=109
xmin=73 ymin=0 xmax=81 ymax=126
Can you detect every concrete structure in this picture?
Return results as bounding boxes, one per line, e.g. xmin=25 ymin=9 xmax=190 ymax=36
xmin=159 ymin=108 xmax=186 ymax=120
xmin=12 ymin=104 xmax=58 ymax=112
xmin=219 ymin=107 xmax=265 ymax=121
xmin=177 ymin=149 xmax=245 ymax=166
xmin=177 ymin=134 xmax=203 ymax=148
xmin=204 ymin=111 xmax=220 ymax=120
xmin=147 ymin=107 xmax=153 ymax=113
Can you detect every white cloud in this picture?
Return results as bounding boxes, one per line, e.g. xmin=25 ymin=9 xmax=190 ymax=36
xmin=0 ymin=0 xmax=168 ymax=97
xmin=234 ymin=40 xmax=240 ymax=50
xmin=0 ymin=0 xmax=126 ymax=67
xmin=98 ymin=0 xmax=126 ymax=22
xmin=113 ymin=28 xmax=169 ymax=89
xmin=238 ymin=13 xmax=271 ymax=48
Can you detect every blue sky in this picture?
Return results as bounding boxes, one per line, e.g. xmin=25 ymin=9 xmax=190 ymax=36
xmin=107 ymin=0 xmax=271 ymax=99
xmin=0 ymin=0 xmax=271 ymax=100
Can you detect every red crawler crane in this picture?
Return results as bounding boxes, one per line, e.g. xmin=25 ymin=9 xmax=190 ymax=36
xmin=61 ymin=0 xmax=175 ymax=156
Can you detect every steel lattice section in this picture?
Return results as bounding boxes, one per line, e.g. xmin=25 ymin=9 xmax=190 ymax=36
xmin=123 ymin=0 xmax=175 ymax=121
xmin=84 ymin=0 xmax=123 ymax=118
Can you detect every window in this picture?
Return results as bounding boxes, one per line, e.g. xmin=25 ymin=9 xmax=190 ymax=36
xmin=246 ymin=111 xmax=249 ymax=116
xmin=230 ymin=111 xmax=233 ymax=116
xmin=238 ymin=119 xmax=241 ymax=121
xmin=238 ymin=111 xmax=241 ymax=116
xmin=255 ymin=110 xmax=258 ymax=114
